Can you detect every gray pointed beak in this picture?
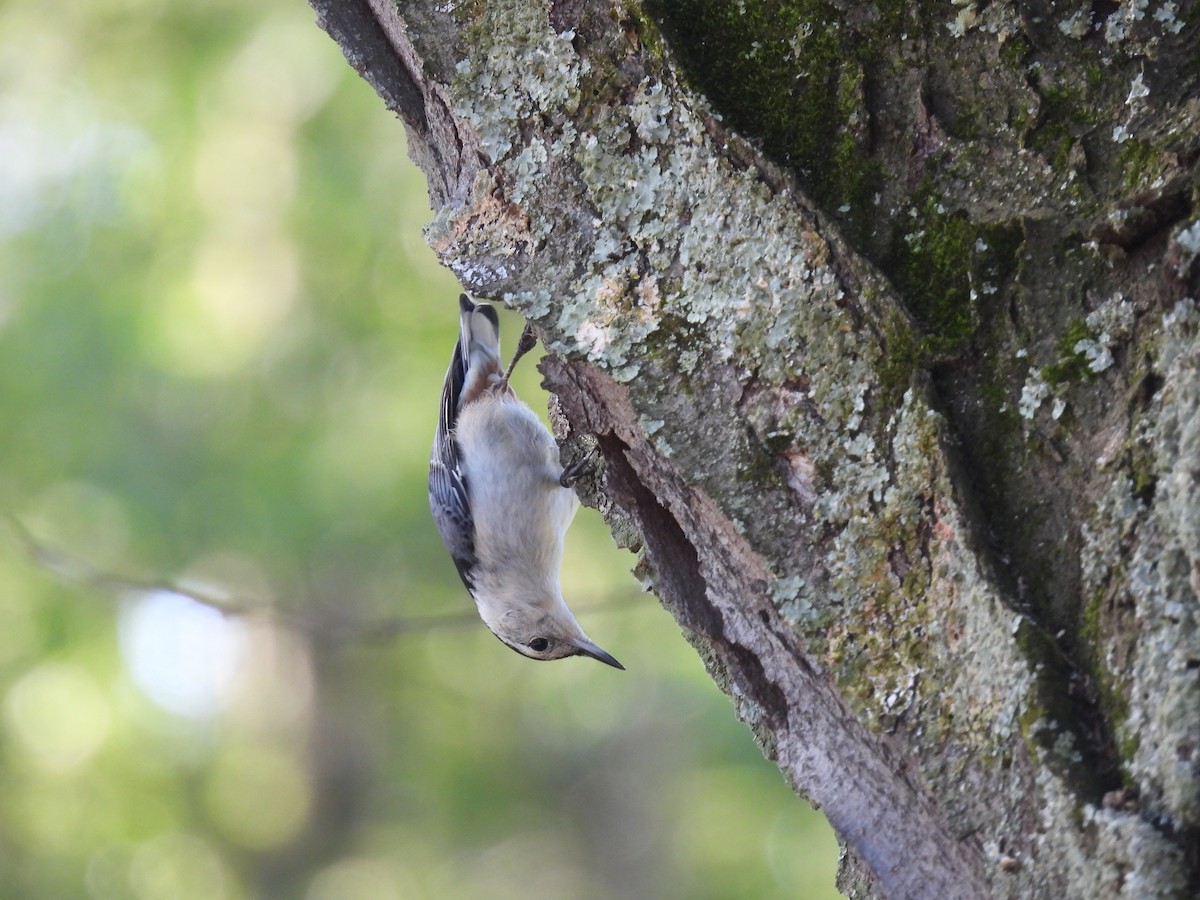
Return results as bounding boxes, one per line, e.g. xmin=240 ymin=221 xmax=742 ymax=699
xmin=572 ymin=638 xmax=625 ymax=670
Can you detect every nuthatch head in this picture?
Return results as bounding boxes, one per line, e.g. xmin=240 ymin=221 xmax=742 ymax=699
xmin=429 ymin=294 xmax=623 ymax=669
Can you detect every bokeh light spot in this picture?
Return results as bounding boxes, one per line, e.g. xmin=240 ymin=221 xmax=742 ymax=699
xmin=204 ymin=743 xmax=311 ymax=850
xmin=192 ymin=120 xmax=296 ymax=229
xmin=143 ymin=232 xmax=299 ymax=378
xmin=5 ymin=661 xmax=111 ymax=772
xmin=218 ymin=14 xmax=342 ymax=126
xmin=128 ymin=832 xmax=232 ymax=900
xmin=119 ymin=590 xmax=246 ymax=719
xmin=305 ymin=857 xmax=411 ymax=900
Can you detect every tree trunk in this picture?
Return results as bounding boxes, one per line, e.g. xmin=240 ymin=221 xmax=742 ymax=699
xmin=308 ymin=1 xmax=1200 ymax=896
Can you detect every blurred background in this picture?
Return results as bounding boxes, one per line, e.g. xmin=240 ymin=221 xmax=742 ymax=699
xmin=0 ymin=0 xmax=839 ymax=896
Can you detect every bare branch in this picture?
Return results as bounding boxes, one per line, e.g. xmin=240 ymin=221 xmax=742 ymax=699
xmin=1 ymin=513 xmax=636 ymax=645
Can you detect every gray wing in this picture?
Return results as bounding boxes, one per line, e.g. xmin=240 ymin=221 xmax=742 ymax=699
xmin=429 ymin=338 xmax=477 ymax=592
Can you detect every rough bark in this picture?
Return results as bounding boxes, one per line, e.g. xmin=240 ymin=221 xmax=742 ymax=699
xmin=308 ymin=1 xmax=1200 ymax=897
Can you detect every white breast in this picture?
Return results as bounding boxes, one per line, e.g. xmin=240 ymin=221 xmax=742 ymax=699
xmin=456 ymin=392 xmax=579 ymax=605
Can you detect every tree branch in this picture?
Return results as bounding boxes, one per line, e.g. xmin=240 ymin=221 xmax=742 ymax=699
xmin=1 ymin=513 xmax=634 ymax=645
xmin=308 ymin=0 xmax=1200 ymax=895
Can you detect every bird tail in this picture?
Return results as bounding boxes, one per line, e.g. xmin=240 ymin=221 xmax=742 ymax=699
xmin=458 ymin=294 xmax=503 ymax=405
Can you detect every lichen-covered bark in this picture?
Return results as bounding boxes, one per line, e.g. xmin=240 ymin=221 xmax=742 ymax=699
xmin=309 ymin=1 xmax=1199 ymax=896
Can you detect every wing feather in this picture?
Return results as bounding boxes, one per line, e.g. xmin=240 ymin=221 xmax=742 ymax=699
xmin=429 ymin=336 xmax=478 ymax=591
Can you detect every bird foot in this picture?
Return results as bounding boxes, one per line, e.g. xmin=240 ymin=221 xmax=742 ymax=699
xmin=502 ymin=322 xmax=539 ymax=384
xmin=559 ymin=452 xmax=598 ymax=489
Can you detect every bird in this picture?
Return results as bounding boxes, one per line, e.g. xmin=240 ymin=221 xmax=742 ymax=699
xmin=428 ymin=294 xmax=624 ymax=669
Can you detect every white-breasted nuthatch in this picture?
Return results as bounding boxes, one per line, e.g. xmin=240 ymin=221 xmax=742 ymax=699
xmin=429 ymin=294 xmax=623 ymax=669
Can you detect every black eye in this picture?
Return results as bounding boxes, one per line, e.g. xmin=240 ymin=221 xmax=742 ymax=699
xmin=529 ymin=638 xmax=550 ymax=652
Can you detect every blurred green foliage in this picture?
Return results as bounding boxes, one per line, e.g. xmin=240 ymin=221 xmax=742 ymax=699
xmin=0 ymin=0 xmax=839 ymax=897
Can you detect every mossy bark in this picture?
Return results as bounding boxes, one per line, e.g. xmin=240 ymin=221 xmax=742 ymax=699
xmin=310 ymin=1 xmax=1199 ymax=896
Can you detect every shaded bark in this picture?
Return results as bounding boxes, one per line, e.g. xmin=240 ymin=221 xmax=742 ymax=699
xmin=310 ymin=1 xmax=1200 ymax=896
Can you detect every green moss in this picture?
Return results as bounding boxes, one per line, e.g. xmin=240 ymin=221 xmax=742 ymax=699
xmin=1118 ymin=138 xmax=1174 ymax=192
xmin=1079 ymin=589 xmax=1132 ymax=755
xmin=641 ymin=311 xmax=703 ymax=367
xmin=618 ymin=0 xmax=668 ymax=60
xmin=1009 ymin=102 xmax=1038 ymax=140
xmin=643 ymin=0 xmax=893 ymax=241
xmin=1012 ymin=618 xmax=1112 ymax=795
xmin=1017 ymin=701 xmax=1044 ymax=750
xmin=880 ymin=187 xmax=1021 ymax=360
xmin=1041 ymin=318 xmax=1094 ymax=386
xmin=877 ymin=321 xmax=925 ymax=403
xmin=995 ymin=569 xmax=1130 ymax=801
xmin=736 ymin=443 xmax=785 ymax=484
xmin=1130 ymin=453 xmax=1157 ymax=501
xmin=999 ymin=34 xmax=1031 ymax=71
xmin=451 ymin=0 xmax=485 ymax=23
xmin=1076 ymin=586 xmax=1145 ymax=786
xmin=1026 ymin=81 xmax=1102 ymax=166
xmin=760 ymin=429 xmax=796 ymax=454
xmin=941 ymin=99 xmax=988 ymax=143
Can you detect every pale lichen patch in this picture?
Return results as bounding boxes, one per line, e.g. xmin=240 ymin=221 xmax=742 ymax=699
xmin=1079 ymin=299 xmax=1200 ymax=830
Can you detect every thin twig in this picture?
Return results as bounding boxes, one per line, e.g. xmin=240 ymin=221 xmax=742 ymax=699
xmin=0 ymin=513 xmax=639 ymax=645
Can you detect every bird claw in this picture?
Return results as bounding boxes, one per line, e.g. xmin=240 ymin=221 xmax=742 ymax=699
xmin=559 ymin=452 xmax=597 ymax=489
xmin=503 ymin=322 xmax=539 ymax=384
